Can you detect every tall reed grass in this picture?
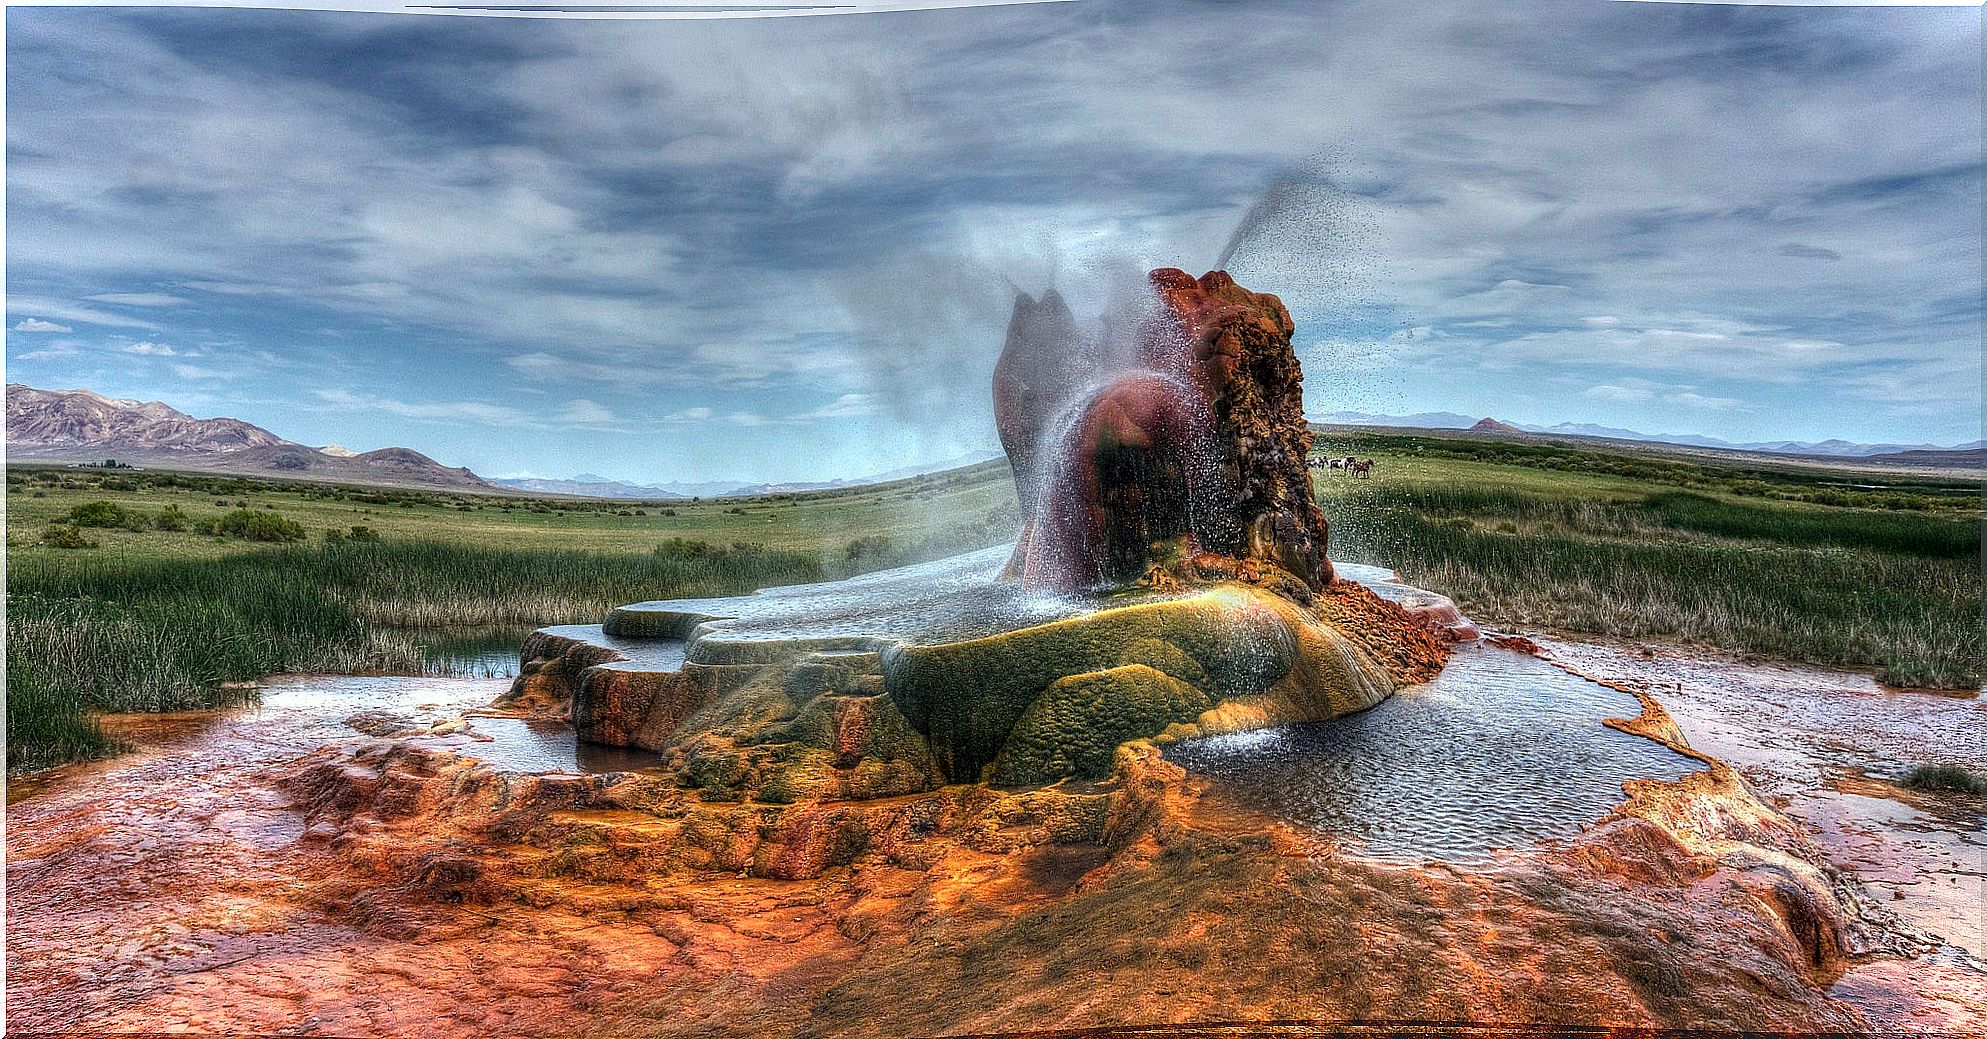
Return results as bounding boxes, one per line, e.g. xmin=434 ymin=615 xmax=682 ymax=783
xmin=5 ymin=539 xmax=829 ymax=771
xmin=1324 ymin=485 xmax=1982 ymax=688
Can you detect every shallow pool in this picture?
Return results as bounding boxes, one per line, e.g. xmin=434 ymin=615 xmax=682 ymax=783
xmin=1165 ymin=644 xmax=1702 ymax=863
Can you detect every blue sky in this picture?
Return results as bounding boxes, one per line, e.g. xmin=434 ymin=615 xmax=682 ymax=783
xmin=6 ymin=1 xmax=1980 ymax=482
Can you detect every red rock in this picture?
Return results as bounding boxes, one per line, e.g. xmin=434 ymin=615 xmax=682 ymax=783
xmin=999 ymin=269 xmax=1334 ymax=591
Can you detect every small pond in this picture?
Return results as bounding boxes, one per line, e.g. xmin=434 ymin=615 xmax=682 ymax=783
xmin=1165 ymin=644 xmax=1703 ymax=864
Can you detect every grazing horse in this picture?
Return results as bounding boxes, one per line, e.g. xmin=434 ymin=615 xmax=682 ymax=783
xmin=1349 ymin=458 xmax=1374 ymax=479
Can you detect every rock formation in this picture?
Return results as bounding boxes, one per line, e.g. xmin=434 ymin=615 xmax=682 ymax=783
xmin=499 ymin=268 xmax=1474 ymax=792
xmin=999 ymin=269 xmax=1333 ymax=593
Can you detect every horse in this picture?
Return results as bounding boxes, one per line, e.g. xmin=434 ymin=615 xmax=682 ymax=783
xmin=1349 ymin=458 xmax=1374 ymax=479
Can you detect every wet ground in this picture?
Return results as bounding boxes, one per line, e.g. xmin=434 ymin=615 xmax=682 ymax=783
xmin=7 ymin=603 xmax=1984 ymax=1033
xmin=1539 ymin=637 xmax=1986 ymax=957
xmin=1167 ymin=644 xmax=1700 ymax=863
xmin=1531 ymin=636 xmax=1987 ymax=1028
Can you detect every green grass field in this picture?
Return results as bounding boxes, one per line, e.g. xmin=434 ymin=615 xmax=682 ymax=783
xmin=5 ymin=462 xmax=1021 ymax=771
xmin=1312 ymin=431 xmax=1980 ymax=689
xmin=5 ymin=435 xmax=1980 ymax=773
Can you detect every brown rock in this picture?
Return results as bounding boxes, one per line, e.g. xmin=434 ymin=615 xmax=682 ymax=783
xmin=999 ymin=269 xmax=1333 ymax=592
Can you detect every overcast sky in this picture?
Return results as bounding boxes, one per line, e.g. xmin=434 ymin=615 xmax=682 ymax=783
xmin=6 ymin=0 xmax=1980 ymax=482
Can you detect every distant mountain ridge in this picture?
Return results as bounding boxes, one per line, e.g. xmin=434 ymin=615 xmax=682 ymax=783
xmin=5 ymin=384 xmax=497 ymax=492
xmin=1315 ymin=409 xmax=1980 ymax=458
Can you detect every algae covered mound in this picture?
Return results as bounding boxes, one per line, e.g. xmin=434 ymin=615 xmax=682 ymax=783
xmin=883 ymin=583 xmax=1400 ymax=782
xmin=992 ymin=665 xmax=1211 ymax=785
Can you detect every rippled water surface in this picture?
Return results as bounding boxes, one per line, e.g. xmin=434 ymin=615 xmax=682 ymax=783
xmin=1166 ymin=645 xmax=1702 ymax=863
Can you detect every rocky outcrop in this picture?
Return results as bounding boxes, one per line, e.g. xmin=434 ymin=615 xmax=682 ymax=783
xmin=991 ymin=288 xmax=1091 ymax=516
xmin=1147 ymin=269 xmax=1331 ymax=586
xmin=999 ymin=270 xmax=1332 ymax=593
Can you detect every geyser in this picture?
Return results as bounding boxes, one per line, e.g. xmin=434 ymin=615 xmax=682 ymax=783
xmin=997 ymin=268 xmax=1333 ymax=593
xmin=515 ymin=268 xmax=1467 ymax=794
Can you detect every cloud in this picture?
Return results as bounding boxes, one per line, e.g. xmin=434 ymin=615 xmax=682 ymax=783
xmin=1669 ymin=390 xmax=1743 ymax=410
xmin=125 ymin=341 xmax=178 ymax=356
xmin=504 ymin=352 xmax=565 ymax=377
xmin=171 ymin=363 xmax=238 ymax=381
xmin=559 ymin=398 xmax=618 ymax=425
xmin=1586 ymin=383 xmax=1653 ymax=402
xmin=2 ymin=1 xmax=1977 ymax=465
xmin=313 ymin=388 xmax=531 ymax=425
xmin=6 ymin=296 xmax=162 ymax=331
xmin=790 ymin=392 xmax=880 ymax=421
xmin=13 ymin=318 xmax=72 ymax=333
xmin=85 ymin=292 xmax=188 ymax=307
xmin=662 ymin=395 xmax=878 ymax=427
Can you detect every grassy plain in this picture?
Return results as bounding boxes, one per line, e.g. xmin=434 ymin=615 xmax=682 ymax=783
xmin=1313 ymin=431 xmax=1980 ymax=690
xmin=5 ymin=435 xmax=1979 ymax=772
xmin=5 ymin=462 xmax=1019 ymax=770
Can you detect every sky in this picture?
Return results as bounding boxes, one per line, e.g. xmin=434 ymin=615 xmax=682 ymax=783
xmin=6 ymin=0 xmax=1981 ymax=483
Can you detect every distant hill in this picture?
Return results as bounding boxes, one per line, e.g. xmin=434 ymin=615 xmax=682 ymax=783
xmin=489 ymin=474 xmax=692 ymax=500
xmin=1316 ymin=409 xmax=1480 ymax=430
xmin=491 ymin=451 xmax=1003 ymax=500
xmin=5 ymin=384 xmax=498 ymax=492
xmin=1316 ymin=408 xmax=1977 ymax=459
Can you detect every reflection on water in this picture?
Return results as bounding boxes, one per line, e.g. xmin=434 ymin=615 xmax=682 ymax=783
xmin=1166 ymin=645 xmax=1701 ymax=864
xmin=415 ymin=629 xmax=534 ymax=679
xmin=457 ymin=716 xmax=666 ymax=775
xmin=211 ymin=675 xmax=661 ymax=777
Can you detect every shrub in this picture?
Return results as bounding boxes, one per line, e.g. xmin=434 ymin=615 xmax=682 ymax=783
xmin=347 ymin=525 xmax=381 ymax=543
xmin=41 ymin=524 xmax=98 ymax=549
xmin=153 ymin=505 xmax=189 ymax=532
xmin=65 ymin=501 xmax=132 ymax=528
xmin=1902 ymin=764 xmax=1987 ymax=795
xmin=845 ymin=534 xmax=895 ymax=565
xmin=212 ymin=509 xmax=307 ymax=543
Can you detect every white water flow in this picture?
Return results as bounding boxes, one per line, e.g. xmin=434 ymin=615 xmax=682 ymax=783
xmin=1013 ymin=366 xmax=1225 ymax=591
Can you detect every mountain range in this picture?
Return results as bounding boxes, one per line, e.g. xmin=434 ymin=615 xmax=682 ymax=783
xmin=1314 ymin=410 xmax=1984 ymax=458
xmin=8 ymin=383 xmax=1972 ymax=497
xmin=5 ymin=384 xmax=496 ymax=492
